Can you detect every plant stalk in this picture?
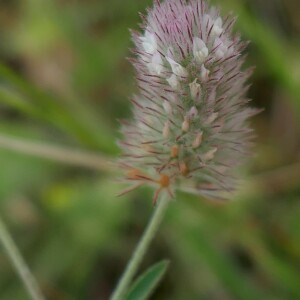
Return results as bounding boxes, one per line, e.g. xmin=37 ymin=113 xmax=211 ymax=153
xmin=0 ymin=215 xmax=45 ymax=300
xmin=0 ymin=134 xmax=114 ymax=173
xmin=111 ymin=194 xmax=170 ymax=300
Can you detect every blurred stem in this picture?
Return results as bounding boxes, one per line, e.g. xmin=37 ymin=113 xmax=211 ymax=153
xmin=111 ymin=194 xmax=170 ymax=300
xmin=0 ymin=134 xmax=115 ymax=173
xmin=0 ymin=215 xmax=45 ymax=300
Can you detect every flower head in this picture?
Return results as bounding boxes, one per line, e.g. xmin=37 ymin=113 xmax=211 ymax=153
xmin=119 ymin=0 xmax=259 ymax=203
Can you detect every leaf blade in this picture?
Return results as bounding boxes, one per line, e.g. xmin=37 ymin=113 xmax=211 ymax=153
xmin=125 ymin=260 xmax=170 ymax=300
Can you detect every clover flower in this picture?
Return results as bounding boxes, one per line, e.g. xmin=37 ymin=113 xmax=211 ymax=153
xmin=118 ymin=0 xmax=258 ymax=204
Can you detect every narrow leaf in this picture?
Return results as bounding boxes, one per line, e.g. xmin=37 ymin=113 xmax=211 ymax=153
xmin=125 ymin=260 xmax=170 ymax=300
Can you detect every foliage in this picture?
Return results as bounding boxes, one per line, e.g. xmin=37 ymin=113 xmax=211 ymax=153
xmin=0 ymin=0 xmax=299 ymax=299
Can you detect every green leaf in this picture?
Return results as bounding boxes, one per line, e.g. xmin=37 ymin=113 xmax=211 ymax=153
xmin=125 ymin=260 xmax=170 ymax=300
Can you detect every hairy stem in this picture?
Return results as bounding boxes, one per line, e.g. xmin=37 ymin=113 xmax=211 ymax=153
xmin=0 ymin=215 xmax=45 ymax=300
xmin=110 ymin=194 xmax=170 ymax=300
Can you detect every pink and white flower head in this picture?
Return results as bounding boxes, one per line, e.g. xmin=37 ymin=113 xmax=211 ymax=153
xmin=119 ymin=0 xmax=259 ymax=204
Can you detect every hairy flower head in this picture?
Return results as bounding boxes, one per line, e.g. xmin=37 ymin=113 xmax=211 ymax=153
xmin=119 ymin=0 xmax=258 ymax=204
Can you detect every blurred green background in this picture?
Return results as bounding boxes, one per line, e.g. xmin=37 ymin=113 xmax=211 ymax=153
xmin=0 ymin=0 xmax=300 ymax=299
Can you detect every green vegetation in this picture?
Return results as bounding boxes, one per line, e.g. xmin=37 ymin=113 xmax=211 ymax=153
xmin=0 ymin=0 xmax=299 ymax=299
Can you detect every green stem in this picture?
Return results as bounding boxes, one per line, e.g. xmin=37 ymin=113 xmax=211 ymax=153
xmin=0 ymin=215 xmax=45 ymax=300
xmin=111 ymin=194 xmax=170 ymax=300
